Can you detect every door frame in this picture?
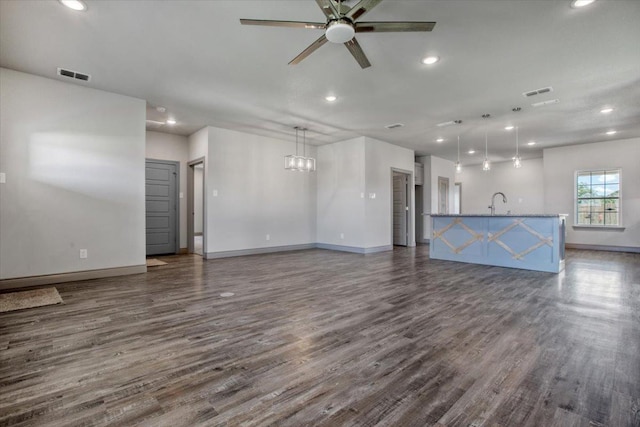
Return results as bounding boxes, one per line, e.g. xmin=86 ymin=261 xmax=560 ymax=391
xmin=390 ymin=168 xmax=414 ymax=247
xmin=145 ymin=158 xmax=180 ymax=255
xmin=187 ymin=157 xmax=206 ymax=255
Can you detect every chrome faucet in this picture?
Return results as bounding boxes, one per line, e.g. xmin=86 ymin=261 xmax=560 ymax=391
xmin=489 ymin=192 xmax=507 ymax=215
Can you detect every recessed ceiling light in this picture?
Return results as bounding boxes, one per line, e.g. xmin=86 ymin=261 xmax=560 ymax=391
xmin=436 ymin=138 xmax=444 ymax=143
xmin=527 ymin=141 xmax=536 ymax=146
xmin=505 ymin=126 xmax=515 ymax=131
xmin=421 ymin=56 xmax=440 ymax=65
xmin=166 ymin=119 xmax=177 ymax=125
xmin=325 ymin=95 xmax=337 ymax=102
xmin=59 ymin=0 xmax=87 ymax=11
xmin=600 ymin=107 xmax=614 ymax=114
xmin=571 ymin=0 xmax=596 ymax=8
xmin=606 ymin=130 xmax=617 ymax=135
xmin=468 ymin=149 xmax=476 ymax=154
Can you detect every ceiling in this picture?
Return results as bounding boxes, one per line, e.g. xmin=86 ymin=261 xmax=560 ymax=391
xmin=1 ymin=0 xmax=639 ymax=165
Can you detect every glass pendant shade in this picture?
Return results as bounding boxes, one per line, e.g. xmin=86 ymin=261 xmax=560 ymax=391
xmin=513 ymin=156 xmax=522 ymax=168
xmin=455 ymin=136 xmax=462 ymax=173
xmin=482 ymin=131 xmax=490 ymax=171
xmin=513 ymin=126 xmax=522 ymax=168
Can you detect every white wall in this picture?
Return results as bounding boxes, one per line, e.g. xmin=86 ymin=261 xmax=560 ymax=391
xmin=145 ymin=131 xmax=189 ymax=249
xmin=544 ymin=138 xmax=640 ymax=249
xmin=317 ymin=137 xmax=366 ymax=248
xmin=205 ymin=126 xmax=317 ymax=254
xmin=457 ymin=158 xmax=545 ymax=215
xmin=365 ymin=137 xmax=415 ymax=248
xmin=0 ymin=68 xmax=146 ymax=279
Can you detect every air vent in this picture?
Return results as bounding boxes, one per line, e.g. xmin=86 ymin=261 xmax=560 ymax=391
xmin=385 ymin=123 xmax=404 ymax=129
xmin=532 ymin=99 xmax=560 ymax=107
xmin=436 ymin=120 xmax=463 ymax=127
xmin=523 ymin=86 xmax=553 ymax=97
xmin=57 ymin=67 xmax=91 ymax=82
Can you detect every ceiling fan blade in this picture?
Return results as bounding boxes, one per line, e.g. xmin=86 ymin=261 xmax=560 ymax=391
xmin=344 ymin=37 xmax=371 ymax=69
xmin=289 ymin=34 xmax=329 ymax=65
xmin=240 ymin=19 xmax=325 ymax=29
xmin=355 ymin=21 xmax=436 ymax=33
xmin=315 ymin=0 xmax=340 ymax=20
xmin=346 ymin=0 xmax=384 ymax=21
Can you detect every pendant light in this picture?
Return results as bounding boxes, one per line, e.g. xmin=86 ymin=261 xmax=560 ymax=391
xmin=482 ymin=130 xmax=490 ymax=171
xmin=455 ymin=135 xmax=462 ymax=173
xmin=513 ymin=126 xmax=522 ymax=168
xmin=284 ymin=127 xmax=316 ymax=172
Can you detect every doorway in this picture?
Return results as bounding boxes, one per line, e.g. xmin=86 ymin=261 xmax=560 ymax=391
xmin=187 ymin=159 xmax=205 ymax=256
xmin=145 ymin=159 xmax=179 ymax=256
xmin=454 ymin=182 xmax=462 ymax=214
xmin=438 ymin=176 xmax=449 ymax=214
xmin=392 ymin=171 xmax=410 ymax=246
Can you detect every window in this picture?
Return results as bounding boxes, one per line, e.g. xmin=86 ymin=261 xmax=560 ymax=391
xmin=576 ymin=169 xmax=621 ymax=226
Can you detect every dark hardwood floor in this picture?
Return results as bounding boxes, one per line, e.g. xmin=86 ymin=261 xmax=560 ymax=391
xmin=1 ymin=247 xmax=639 ymax=426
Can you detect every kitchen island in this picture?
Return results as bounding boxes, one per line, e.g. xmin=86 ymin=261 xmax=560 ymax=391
xmin=430 ymin=214 xmax=566 ymax=273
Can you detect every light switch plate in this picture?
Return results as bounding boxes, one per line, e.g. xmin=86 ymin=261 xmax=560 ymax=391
xmin=212 ymin=189 xmax=218 ymax=197
xmin=0 ymin=172 xmax=5 ymax=184
xmin=179 ymin=192 xmax=184 ymax=199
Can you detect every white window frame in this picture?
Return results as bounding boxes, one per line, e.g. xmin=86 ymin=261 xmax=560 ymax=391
xmin=574 ymin=168 xmax=622 ymax=228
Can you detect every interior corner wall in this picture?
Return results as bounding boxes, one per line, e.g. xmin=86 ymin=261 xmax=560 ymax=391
xmin=457 ymin=158 xmax=545 ymax=215
xmin=145 ymin=131 xmax=189 ymax=249
xmin=0 ymin=68 xmax=146 ymax=280
xmin=205 ymin=126 xmax=317 ymax=254
xmin=364 ymin=137 xmax=416 ymax=248
xmin=544 ymin=138 xmax=640 ymax=249
xmin=316 ymin=137 xmax=366 ymax=248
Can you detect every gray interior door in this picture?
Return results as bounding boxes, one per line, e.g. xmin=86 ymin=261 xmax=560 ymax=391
xmin=146 ymin=160 xmax=177 ymax=255
xmin=393 ymin=172 xmax=409 ymax=246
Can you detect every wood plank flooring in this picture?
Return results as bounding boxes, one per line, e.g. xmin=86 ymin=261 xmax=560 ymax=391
xmin=1 ymin=247 xmax=639 ymax=426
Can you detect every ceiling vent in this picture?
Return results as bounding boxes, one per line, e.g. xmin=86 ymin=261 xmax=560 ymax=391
xmin=532 ymin=99 xmax=560 ymax=107
xmin=385 ymin=123 xmax=404 ymax=129
xmin=436 ymin=120 xmax=463 ymax=127
xmin=57 ymin=67 xmax=91 ymax=82
xmin=523 ymin=86 xmax=553 ymax=97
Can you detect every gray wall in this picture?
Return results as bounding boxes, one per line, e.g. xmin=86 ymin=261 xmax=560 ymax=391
xmin=145 ymin=131 xmax=189 ymax=248
xmin=457 ymin=158 xmax=545 ymax=215
xmin=204 ymin=126 xmax=317 ymax=255
xmin=317 ymin=136 xmax=415 ymax=250
xmin=0 ymin=68 xmax=146 ymax=279
xmin=544 ymin=138 xmax=640 ymax=248
xmin=317 ymin=137 xmax=367 ymax=248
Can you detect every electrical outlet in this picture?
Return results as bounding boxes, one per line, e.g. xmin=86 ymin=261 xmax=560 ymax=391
xmin=179 ymin=192 xmax=184 ymax=199
xmin=266 ymin=234 xmax=270 ymax=241
xmin=0 ymin=172 xmax=5 ymax=184
xmin=79 ymin=249 xmax=88 ymax=259
xmin=340 ymin=233 xmax=345 ymax=239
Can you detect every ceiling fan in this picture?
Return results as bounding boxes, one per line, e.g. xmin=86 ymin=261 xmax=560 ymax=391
xmin=240 ymin=0 xmax=436 ymax=69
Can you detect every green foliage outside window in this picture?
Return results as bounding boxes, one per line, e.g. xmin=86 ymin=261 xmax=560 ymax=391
xmin=576 ymin=169 xmax=620 ymax=226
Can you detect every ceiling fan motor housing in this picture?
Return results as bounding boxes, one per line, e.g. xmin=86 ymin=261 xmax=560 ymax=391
xmin=326 ymin=19 xmax=355 ymax=43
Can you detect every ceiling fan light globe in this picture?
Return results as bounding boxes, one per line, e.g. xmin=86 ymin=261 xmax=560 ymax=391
xmin=326 ymin=20 xmax=355 ymax=43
